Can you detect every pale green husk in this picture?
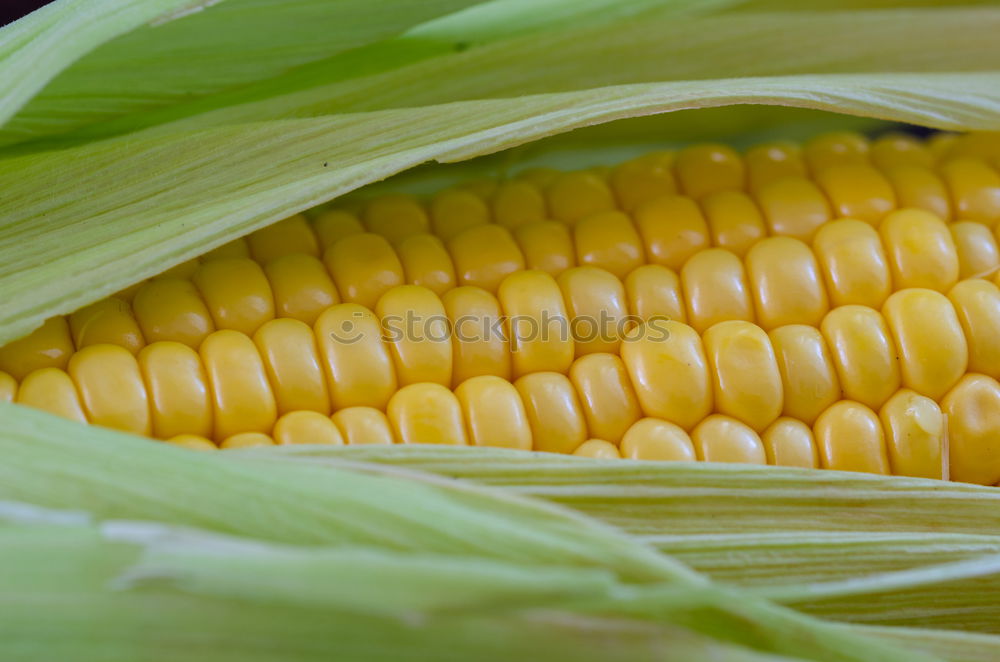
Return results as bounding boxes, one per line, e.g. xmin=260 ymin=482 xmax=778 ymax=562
xmin=0 ymin=406 xmax=955 ymax=661
xmin=2 ymin=1 xmax=1000 ymax=660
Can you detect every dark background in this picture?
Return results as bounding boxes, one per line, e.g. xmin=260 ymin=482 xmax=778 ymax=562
xmin=3 ymin=0 xmax=54 ymax=26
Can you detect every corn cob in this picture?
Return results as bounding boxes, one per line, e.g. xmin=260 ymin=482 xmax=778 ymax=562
xmin=3 ymin=130 xmax=1000 ymax=486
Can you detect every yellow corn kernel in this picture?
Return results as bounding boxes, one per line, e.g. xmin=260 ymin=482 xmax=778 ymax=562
xmin=263 ymin=254 xmax=340 ymax=325
xmin=812 ymin=219 xmax=893 ymax=309
xmin=138 ymin=341 xmax=213 ymax=440
xmin=110 ymin=283 xmax=143 ymax=305
xmin=674 ymin=143 xmax=745 ymax=199
xmin=514 ymin=371 xmax=587 ymax=454
xmin=154 ymin=258 xmax=200 ymax=280
xmin=632 ymin=195 xmax=710 ymax=270
xmin=458 ymin=177 xmax=499 ymax=199
xmin=620 ymin=320 xmax=711 ymax=431
xmin=680 ymin=249 xmax=754 ymax=333
xmin=588 ymin=163 xmax=613 ymax=182
xmin=202 ymin=237 xmax=250 ymax=261
xmin=624 ymin=264 xmax=686 ymax=324
xmin=513 ymin=221 xmax=576 ymax=276
xmin=754 ymin=177 xmax=831 ymax=241
xmin=745 ymin=237 xmax=829 ymax=330
xmin=220 ymin=432 xmax=275 ymax=449
xmin=132 ymin=279 xmax=215 ymax=348
xmin=573 ymin=439 xmax=621 ymax=459
xmin=323 ymin=233 xmax=405 ymax=310
xmin=762 ymin=418 xmax=818 ymax=469
xmin=166 ymin=435 xmax=218 ymax=451
xmin=768 ymin=325 xmax=840 ymax=426
xmin=429 ymin=188 xmax=490 ymax=240
xmin=314 ymin=304 xmax=397 ymax=411
xmin=331 ymin=406 xmax=395 ymax=445
xmin=454 ymin=375 xmax=532 ymax=450
xmin=569 ymin=353 xmax=641 ymax=444
xmin=492 ymin=180 xmax=547 ymax=230
xmin=947 ymin=132 xmax=1000 ymax=161
xmin=879 ymin=209 xmax=959 ymax=292
xmin=573 ymin=211 xmax=644 ymax=280
xmin=517 ymin=167 xmax=560 ymax=189
xmin=546 ymin=171 xmax=616 ymax=224
xmin=253 ymin=318 xmax=330 ymax=415
xmin=948 ymin=279 xmax=1000 ymax=380
xmin=387 ymin=383 xmax=468 ymax=446
xmin=804 ymin=131 xmax=870 ymax=174
xmin=745 ymin=141 xmax=806 ymax=193
xmin=557 ymin=267 xmax=630 ymax=355
xmin=814 ymin=401 xmax=890 ymax=474
xmin=882 ymin=165 xmax=952 ymax=221
xmin=882 ymin=289 xmax=968 ymax=401
xmin=610 ymin=151 xmax=676 ymax=212
xmin=928 ymin=132 xmax=959 ymax=160
xmin=939 ymin=158 xmax=1000 ymax=227
xmin=362 ymin=194 xmax=429 ymax=243
xmin=700 ymin=190 xmax=767 ymax=257
xmin=273 ymin=410 xmax=345 ymax=446
xmin=448 ymin=224 xmax=525 ymax=293
xmin=441 ymin=286 xmax=511 ymax=386
xmin=943 ymin=374 xmax=1000 ymax=485
xmin=950 ymin=221 xmax=999 ymax=279
xmin=68 ymin=297 xmax=145 ymax=355
xmin=620 ymin=418 xmax=696 ymax=461
xmin=0 ymin=317 xmax=74 ymax=380
xmin=376 ymin=285 xmax=452 ymax=387
xmin=0 ymin=371 xmax=15 ymax=403
xmin=193 ymin=258 xmax=276 ymax=336
xmin=691 ymin=415 xmax=767 ymax=465
xmin=396 ymin=234 xmax=457 ymax=296
xmin=200 ymin=330 xmax=277 ymax=440
xmin=246 ymin=215 xmax=320 ymax=264
xmin=311 ymin=209 xmax=364 ymax=249
xmin=816 ymin=164 xmax=896 ymax=225
xmin=68 ymin=344 xmax=151 ymax=436
xmin=822 ymin=306 xmax=900 ymax=410
xmin=879 ymin=389 xmax=944 ymax=480
xmin=703 ymin=321 xmax=783 ymax=433
xmin=870 ymin=133 xmax=934 ymax=170
xmin=498 ymin=270 xmax=574 ymax=378
xmin=15 ymin=368 xmax=87 ymax=423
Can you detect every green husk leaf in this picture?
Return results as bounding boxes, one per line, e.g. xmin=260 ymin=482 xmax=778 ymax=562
xmin=20 ymin=4 xmax=995 ymax=147
xmin=1 ymin=0 xmax=742 ymax=150
xmin=262 ymin=445 xmax=1000 ymax=537
xmin=162 ymin=7 xmax=1000 ymax=130
xmin=8 ymin=413 xmax=1000 ymax=650
xmin=650 ymin=531 xmax=1000 ymax=586
xmin=2 ymin=72 xmax=1000 ymax=344
xmin=0 ymin=404 xmax=698 ymax=584
xmin=859 ymin=626 xmax=1000 ymax=662
xmin=254 ymin=445 xmax=1000 ymax=632
xmin=0 ymin=523 xmax=804 ymax=662
xmin=757 ymin=554 xmax=1000 ymax=633
xmin=0 ymin=0 xmax=502 ymax=147
xmin=0 ymin=0 xmax=199 ymax=130
xmin=0 ymin=504 xmax=939 ymax=662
